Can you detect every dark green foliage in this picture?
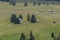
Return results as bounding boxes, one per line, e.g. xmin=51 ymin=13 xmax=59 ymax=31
xmin=1 ymin=0 xmax=9 ymax=2
xmin=52 ymin=34 xmax=60 ymax=40
xmin=10 ymin=0 xmax=16 ymax=6
xmin=19 ymin=14 xmax=23 ymax=19
xmin=20 ymin=33 xmax=26 ymax=40
xmin=13 ymin=1 xmax=16 ymax=6
xmin=38 ymin=2 xmax=40 ymax=6
xmin=14 ymin=18 xmax=20 ymax=24
xmin=51 ymin=32 xmax=55 ymax=38
xmin=10 ymin=14 xmax=20 ymax=24
xmin=24 ymin=1 xmax=27 ymax=6
xmin=27 ymin=14 xmax=30 ymax=21
xmin=33 ymin=1 xmax=36 ymax=5
xmin=1 ymin=0 xmax=4 ymax=1
xmin=10 ymin=1 xmax=13 ymax=5
xmin=31 ymin=14 xmax=36 ymax=23
xmin=10 ymin=14 xmax=16 ymax=23
xmin=29 ymin=31 xmax=35 ymax=40
xmin=53 ymin=2 xmax=55 ymax=5
xmin=30 ymin=31 xmax=33 ymax=37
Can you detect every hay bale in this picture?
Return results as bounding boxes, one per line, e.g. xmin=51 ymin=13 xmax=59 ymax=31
xmin=48 ymin=9 xmax=53 ymax=12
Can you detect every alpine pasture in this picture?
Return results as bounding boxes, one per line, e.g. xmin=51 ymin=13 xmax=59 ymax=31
xmin=0 ymin=2 xmax=60 ymax=40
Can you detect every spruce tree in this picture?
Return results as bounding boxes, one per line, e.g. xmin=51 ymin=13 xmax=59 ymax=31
xmin=12 ymin=1 xmax=16 ymax=6
xmin=38 ymin=2 xmax=40 ymax=6
xmin=10 ymin=14 xmax=16 ymax=23
xmin=20 ymin=33 xmax=26 ymax=40
xmin=19 ymin=14 xmax=23 ymax=19
xmin=31 ymin=14 xmax=36 ymax=23
xmin=14 ymin=18 xmax=20 ymax=24
xmin=53 ymin=2 xmax=55 ymax=5
xmin=24 ymin=1 xmax=27 ymax=6
xmin=10 ymin=0 xmax=16 ymax=6
xmin=29 ymin=31 xmax=35 ymax=40
xmin=51 ymin=32 xmax=55 ymax=38
xmin=33 ymin=1 xmax=36 ymax=5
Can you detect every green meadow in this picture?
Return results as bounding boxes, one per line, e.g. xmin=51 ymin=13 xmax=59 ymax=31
xmin=0 ymin=2 xmax=60 ymax=40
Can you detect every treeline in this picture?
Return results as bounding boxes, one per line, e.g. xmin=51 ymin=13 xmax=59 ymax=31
xmin=0 ymin=0 xmax=9 ymax=2
xmin=0 ymin=0 xmax=60 ymax=2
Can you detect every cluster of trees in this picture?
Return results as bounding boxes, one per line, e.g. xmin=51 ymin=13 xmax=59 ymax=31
xmin=0 ymin=0 xmax=9 ymax=2
xmin=20 ymin=31 xmax=35 ymax=40
xmin=10 ymin=14 xmax=23 ymax=24
xmin=27 ymin=14 xmax=37 ymax=23
xmin=0 ymin=0 xmax=60 ymax=2
xmin=10 ymin=0 xmax=16 ymax=6
xmin=0 ymin=0 xmax=16 ymax=6
xmin=51 ymin=32 xmax=60 ymax=40
xmin=24 ymin=1 xmax=27 ymax=6
xmin=24 ymin=1 xmax=56 ymax=6
xmin=0 ymin=0 xmax=57 ymax=6
xmin=24 ymin=1 xmax=41 ymax=6
xmin=10 ymin=14 xmax=38 ymax=24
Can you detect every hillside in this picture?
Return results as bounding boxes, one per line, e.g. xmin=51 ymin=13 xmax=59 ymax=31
xmin=0 ymin=2 xmax=60 ymax=40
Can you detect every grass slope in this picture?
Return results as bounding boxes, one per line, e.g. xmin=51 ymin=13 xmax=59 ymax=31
xmin=0 ymin=2 xmax=60 ymax=40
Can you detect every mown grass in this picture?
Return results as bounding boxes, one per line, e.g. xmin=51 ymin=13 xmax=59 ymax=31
xmin=0 ymin=2 xmax=60 ymax=40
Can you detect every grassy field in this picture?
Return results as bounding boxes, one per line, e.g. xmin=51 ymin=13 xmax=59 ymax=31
xmin=0 ymin=2 xmax=60 ymax=40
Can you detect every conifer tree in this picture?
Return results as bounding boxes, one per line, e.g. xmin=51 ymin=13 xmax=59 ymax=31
xmin=29 ymin=31 xmax=35 ymax=40
xmin=20 ymin=33 xmax=26 ymax=40
xmin=31 ymin=14 xmax=36 ymax=23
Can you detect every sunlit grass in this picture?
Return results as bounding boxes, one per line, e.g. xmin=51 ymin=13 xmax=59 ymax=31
xmin=0 ymin=2 xmax=60 ymax=40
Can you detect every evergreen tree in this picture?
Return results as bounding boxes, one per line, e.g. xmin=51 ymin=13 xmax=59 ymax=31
xmin=38 ymin=2 xmax=40 ymax=6
xmin=29 ymin=31 xmax=35 ymax=40
xmin=33 ymin=1 xmax=36 ymax=5
xmin=20 ymin=33 xmax=26 ymax=40
xmin=31 ymin=14 xmax=36 ymax=23
xmin=53 ymin=2 xmax=55 ymax=5
xmin=10 ymin=14 xmax=20 ymax=24
xmin=1 ymin=0 xmax=9 ymax=2
xmin=24 ymin=1 xmax=27 ymax=6
xmin=27 ymin=14 xmax=30 ymax=21
xmin=12 ymin=1 xmax=16 ymax=6
xmin=10 ymin=0 xmax=16 ymax=6
xmin=10 ymin=14 xmax=16 ymax=23
xmin=19 ymin=14 xmax=23 ymax=19
xmin=10 ymin=0 xmax=13 ymax=5
xmin=51 ymin=32 xmax=55 ymax=38
xmin=14 ymin=18 xmax=20 ymax=24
